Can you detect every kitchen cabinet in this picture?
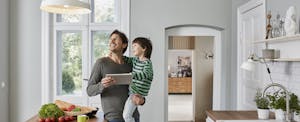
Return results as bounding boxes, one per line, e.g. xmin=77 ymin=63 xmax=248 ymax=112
xmin=168 ymin=77 xmax=192 ymax=93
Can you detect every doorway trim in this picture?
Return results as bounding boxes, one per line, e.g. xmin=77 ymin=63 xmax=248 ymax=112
xmin=164 ymin=24 xmax=224 ymax=121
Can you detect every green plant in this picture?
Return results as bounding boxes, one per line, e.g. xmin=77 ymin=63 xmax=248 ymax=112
xmin=267 ymin=91 xmax=285 ymax=110
xmin=267 ymin=91 xmax=300 ymax=112
xmin=290 ymin=93 xmax=300 ymax=113
xmin=62 ymin=70 xmax=75 ymax=93
xmin=255 ymin=89 xmax=269 ymax=109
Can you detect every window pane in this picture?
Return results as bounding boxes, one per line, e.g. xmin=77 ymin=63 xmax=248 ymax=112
xmin=93 ymin=0 xmax=117 ymax=23
xmin=58 ymin=32 xmax=82 ymax=95
xmin=57 ymin=14 xmax=82 ymax=23
xmin=92 ymin=31 xmax=110 ymax=62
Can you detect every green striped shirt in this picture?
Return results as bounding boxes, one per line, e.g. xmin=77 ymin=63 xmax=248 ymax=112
xmin=124 ymin=57 xmax=153 ymax=96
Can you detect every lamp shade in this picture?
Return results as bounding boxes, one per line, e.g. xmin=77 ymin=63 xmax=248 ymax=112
xmin=240 ymin=59 xmax=256 ymax=71
xmin=40 ymin=0 xmax=91 ymax=14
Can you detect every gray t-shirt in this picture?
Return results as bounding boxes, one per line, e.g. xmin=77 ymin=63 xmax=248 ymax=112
xmin=86 ymin=57 xmax=139 ymax=121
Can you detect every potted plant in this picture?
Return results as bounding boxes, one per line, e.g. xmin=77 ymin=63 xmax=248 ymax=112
xmin=267 ymin=91 xmax=287 ymax=120
xmin=268 ymin=91 xmax=300 ymax=120
xmin=255 ymin=89 xmax=270 ymax=119
xmin=290 ymin=93 xmax=300 ymax=121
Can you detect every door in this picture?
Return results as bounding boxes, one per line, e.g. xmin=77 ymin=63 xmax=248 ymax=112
xmin=0 ymin=0 xmax=9 ymax=120
xmin=0 ymin=60 xmax=8 ymax=122
xmin=237 ymin=0 xmax=266 ymax=110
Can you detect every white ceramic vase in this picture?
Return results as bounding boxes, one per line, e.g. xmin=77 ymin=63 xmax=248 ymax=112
xmin=284 ymin=6 xmax=298 ymax=36
xmin=257 ymin=109 xmax=270 ymax=119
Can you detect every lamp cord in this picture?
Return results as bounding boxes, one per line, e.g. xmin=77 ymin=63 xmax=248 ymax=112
xmin=262 ymin=58 xmax=274 ymax=84
xmin=262 ymin=58 xmax=276 ymax=92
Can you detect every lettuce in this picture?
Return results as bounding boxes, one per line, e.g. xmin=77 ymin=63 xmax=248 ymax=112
xmin=38 ymin=103 xmax=65 ymax=118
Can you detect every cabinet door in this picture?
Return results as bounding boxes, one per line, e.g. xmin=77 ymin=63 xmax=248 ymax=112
xmin=237 ymin=0 xmax=266 ymax=110
xmin=168 ymin=78 xmax=192 ymax=93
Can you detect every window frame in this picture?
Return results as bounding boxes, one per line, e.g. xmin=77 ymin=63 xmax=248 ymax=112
xmin=41 ymin=0 xmax=130 ymax=104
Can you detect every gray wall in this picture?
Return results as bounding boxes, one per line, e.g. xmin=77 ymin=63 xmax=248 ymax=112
xmin=0 ymin=0 xmax=9 ymax=121
xmin=231 ymin=0 xmax=251 ymax=110
xmin=6 ymin=0 xmax=242 ymax=121
xmin=130 ymin=0 xmax=232 ymax=121
xmin=10 ymin=0 xmax=42 ymax=121
xmin=266 ymin=0 xmax=300 ymax=22
xmin=194 ymin=36 xmax=214 ymax=122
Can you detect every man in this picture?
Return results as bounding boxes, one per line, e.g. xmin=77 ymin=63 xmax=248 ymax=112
xmin=87 ymin=30 xmax=145 ymax=122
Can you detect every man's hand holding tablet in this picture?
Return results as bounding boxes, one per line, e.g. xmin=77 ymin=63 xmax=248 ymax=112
xmin=105 ymin=73 xmax=132 ymax=85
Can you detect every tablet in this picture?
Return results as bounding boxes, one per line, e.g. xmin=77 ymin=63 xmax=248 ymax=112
xmin=105 ymin=73 xmax=132 ymax=85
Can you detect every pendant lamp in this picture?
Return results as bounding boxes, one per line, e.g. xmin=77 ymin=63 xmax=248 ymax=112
xmin=40 ymin=0 xmax=91 ymax=14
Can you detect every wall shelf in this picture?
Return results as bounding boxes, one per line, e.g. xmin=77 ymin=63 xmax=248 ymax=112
xmin=265 ymin=58 xmax=300 ymax=62
xmin=253 ymin=34 xmax=300 ymax=44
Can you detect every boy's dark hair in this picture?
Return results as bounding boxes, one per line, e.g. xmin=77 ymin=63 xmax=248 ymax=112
xmin=132 ymin=37 xmax=153 ymax=59
xmin=110 ymin=29 xmax=128 ymax=54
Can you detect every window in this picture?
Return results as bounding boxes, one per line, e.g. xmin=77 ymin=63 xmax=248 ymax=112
xmin=41 ymin=0 xmax=129 ymax=105
xmin=57 ymin=31 xmax=82 ymax=95
xmin=92 ymin=31 xmax=110 ymax=63
xmin=92 ymin=0 xmax=118 ymax=23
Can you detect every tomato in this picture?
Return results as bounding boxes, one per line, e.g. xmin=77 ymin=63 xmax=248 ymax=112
xmin=69 ymin=116 xmax=74 ymax=121
xmin=45 ymin=118 xmax=51 ymax=122
xmin=64 ymin=116 xmax=70 ymax=121
xmin=67 ymin=105 xmax=75 ymax=111
xmin=38 ymin=118 xmax=45 ymax=122
xmin=49 ymin=117 xmax=55 ymax=122
xmin=69 ymin=105 xmax=75 ymax=109
xmin=58 ymin=116 xmax=64 ymax=122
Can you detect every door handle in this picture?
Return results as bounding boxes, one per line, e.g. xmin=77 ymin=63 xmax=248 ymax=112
xmin=83 ymin=79 xmax=89 ymax=81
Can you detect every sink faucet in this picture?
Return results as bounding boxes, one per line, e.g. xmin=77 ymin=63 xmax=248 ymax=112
xmin=262 ymin=83 xmax=291 ymax=122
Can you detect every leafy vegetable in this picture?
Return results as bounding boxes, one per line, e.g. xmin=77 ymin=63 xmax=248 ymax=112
xmin=72 ymin=107 xmax=81 ymax=112
xmin=38 ymin=103 xmax=65 ymax=119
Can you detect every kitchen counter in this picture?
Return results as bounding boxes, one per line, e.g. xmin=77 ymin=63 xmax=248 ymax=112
xmin=206 ymin=110 xmax=276 ymax=122
xmin=26 ymin=111 xmax=105 ymax=122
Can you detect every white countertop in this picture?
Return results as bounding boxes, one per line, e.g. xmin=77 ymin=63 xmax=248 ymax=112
xmin=217 ymin=120 xmax=285 ymax=122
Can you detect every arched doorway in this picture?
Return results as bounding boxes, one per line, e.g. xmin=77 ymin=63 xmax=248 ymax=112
xmin=164 ymin=25 xmax=225 ymax=122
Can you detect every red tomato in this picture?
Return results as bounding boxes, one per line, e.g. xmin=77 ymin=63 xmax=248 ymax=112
xmin=38 ymin=118 xmax=45 ymax=122
xmin=69 ymin=105 xmax=75 ymax=109
xmin=67 ymin=105 xmax=75 ymax=111
xmin=64 ymin=116 xmax=70 ymax=121
xmin=45 ymin=118 xmax=51 ymax=122
xmin=50 ymin=117 xmax=55 ymax=122
xmin=58 ymin=117 xmax=64 ymax=122
xmin=69 ymin=116 xmax=74 ymax=121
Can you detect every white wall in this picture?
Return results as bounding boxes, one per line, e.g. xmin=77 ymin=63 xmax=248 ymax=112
xmin=9 ymin=0 xmax=42 ymax=121
xmin=0 ymin=0 xmax=9 ymax=121
xmin=264 ymin=0 xmax=300 ymax=103
xmin=233 ymin=0 xmax=300 ymax=110
xmin=130 ymin=0 xmax=232 ymax=121
xmin=231 ymin=0 xmax=251 ymax=110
